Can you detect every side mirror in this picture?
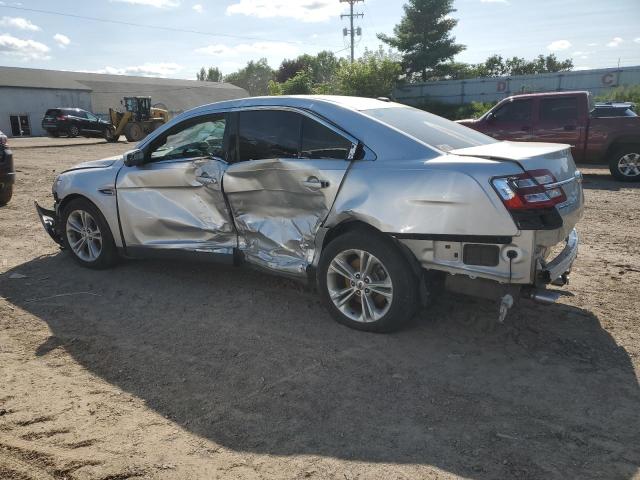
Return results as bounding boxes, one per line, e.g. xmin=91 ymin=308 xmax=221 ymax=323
xmin=485 ymin=111 xmax=495 ymax=123
xmin=124 ymin=149 xmax=145 ymax=167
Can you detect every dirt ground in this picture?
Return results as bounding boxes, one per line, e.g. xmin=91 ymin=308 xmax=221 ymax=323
xmin=0 ymin=139 xmax=638 ymax=480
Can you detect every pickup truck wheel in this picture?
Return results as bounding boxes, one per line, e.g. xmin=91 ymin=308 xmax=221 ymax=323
xmin=318 ymin=230 xmax=419 ymax=333
xmin=609 ymin=147 xmax=640 ymax=182
xmin=0 ymin=185 xmax=13 ymax=206
xmin=61 ymin=198 xmax=117 ymax=269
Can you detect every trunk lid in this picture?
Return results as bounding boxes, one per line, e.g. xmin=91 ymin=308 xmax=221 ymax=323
xmin=451 ymin=141 xmax=584 ymax=245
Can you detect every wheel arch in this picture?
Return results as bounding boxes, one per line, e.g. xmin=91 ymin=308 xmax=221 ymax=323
xmin=312 ymin=218 xmax=426 ymax=292
xmin=57 ymin=192 xmax=123 ymax=248
xmin=605 ymin=137 xmax=640 ymax=160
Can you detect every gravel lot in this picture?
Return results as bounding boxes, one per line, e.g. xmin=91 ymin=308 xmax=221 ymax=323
xmin=0 ymin=139 xmax=639 ymax=480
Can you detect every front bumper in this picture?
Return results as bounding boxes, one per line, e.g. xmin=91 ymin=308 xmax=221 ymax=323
xmin=35 ymin=201 xmax=64 ymax=246
xmin=539 ymin=228 xmax=579 ymax=284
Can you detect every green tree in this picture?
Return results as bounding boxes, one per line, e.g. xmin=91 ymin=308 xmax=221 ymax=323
xmin=378 ymin=0 xmax=465 ymax=82
xmin=224 ymin=58 xmax=274 ymax=96
xmin=275 ymin=51 xmax=342 ymax=84
xmin=336 ymin=47 xmax=402 ymax=98
xmin=269 ymin=69 xmax=315 ymax=95
xmin=197 ymin=66 xmax=223 ymax=82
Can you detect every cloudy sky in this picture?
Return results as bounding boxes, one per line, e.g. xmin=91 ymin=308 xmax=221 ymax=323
xmin=0 ymin=0 xmax=638 ymax=79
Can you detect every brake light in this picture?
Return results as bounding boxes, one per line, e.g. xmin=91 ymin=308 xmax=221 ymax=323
xmin=57 ymin=115 xmax=67 ymax=121
xmin=491 ymin=169 xmax=566 ymax=210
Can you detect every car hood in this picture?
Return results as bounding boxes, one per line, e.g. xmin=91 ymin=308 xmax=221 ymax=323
xmin=62 ymin=155 xmax=123 ymax=173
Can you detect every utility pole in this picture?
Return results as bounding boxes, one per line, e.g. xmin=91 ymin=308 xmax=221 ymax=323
xmin=340 ymin=0 xmax=363 ymax=63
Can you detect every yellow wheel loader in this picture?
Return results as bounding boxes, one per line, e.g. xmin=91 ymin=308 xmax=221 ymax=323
xmin=106 ymin=96 xmax=169 ymax=143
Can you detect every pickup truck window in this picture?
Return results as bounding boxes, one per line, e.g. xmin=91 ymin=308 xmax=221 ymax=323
xmin=363 ymin=106 xmax=496 ymax=151
xmin=540 ymin=97 xmax=578 ymax=122
xmin=493 ymin=99 xmax=532 ymax=122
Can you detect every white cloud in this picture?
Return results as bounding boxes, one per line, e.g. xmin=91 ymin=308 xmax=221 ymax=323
xmin=634 ymin=38 xmax=640 ymax=44
xmin=226 ymin=0 xmax=345 ymax=22
xmin=606 ymin=37 xmax=623 ymax=47
xmin=192 ymin=3 xmax=203 ymax=13
xmin=547 ymin=39 xmax=571 ymax=51
xmin=111 ymin=0 xmax=180 ymax=8
xmin=0 ymin=33 xmax=50 ymax=60
xmin=196 ymin=41 xmax=299 ymax=58
xmin=53 ymin=33 xmax=70 ymax=48
xmin=90 ymin=62 xmax=182 ymax=77
xmin=587 ymin=42 xmax=598 ymax=47
xmin=0 ymin=16 xmax=40 ymax=31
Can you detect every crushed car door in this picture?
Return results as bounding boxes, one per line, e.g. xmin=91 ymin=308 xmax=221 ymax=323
xmin=115 ymin=114 xmax=236 ymax=255
xmin=223 ymin=108 xmax=356 ymax=276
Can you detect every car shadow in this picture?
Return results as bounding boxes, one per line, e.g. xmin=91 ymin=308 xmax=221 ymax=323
xmin=580 ymin=172 xmax=640 ymax=191
xmin=1 ymin=253 xmax=638 ymax=479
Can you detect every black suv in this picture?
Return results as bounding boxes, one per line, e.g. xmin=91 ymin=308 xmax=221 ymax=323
xmin=0 ymin=129 xmax=14 ymax=206
xmin=42 ymin=108 xmax=112 ymax=138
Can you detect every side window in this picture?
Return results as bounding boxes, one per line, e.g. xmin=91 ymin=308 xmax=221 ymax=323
xmin=540 ymin=97 xmax=578 ymax=123
xmin=74 ymin=110 xmax=88 ymax=119
xmin=238 ymin=110 xmax=301 ymax=162
xmin=150 ymin=116 xmax=226 ymax=161
xmin=301 ymin=117 xmax=352 ymax=160
xmin=86 ymin=112 xmax=98 ymax=121
xmin=493 ymin=99 xmax=532 ymax=123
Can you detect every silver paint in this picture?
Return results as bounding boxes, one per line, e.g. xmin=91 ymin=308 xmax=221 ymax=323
xmin=45 ymin=95 xmax=583 ymax=290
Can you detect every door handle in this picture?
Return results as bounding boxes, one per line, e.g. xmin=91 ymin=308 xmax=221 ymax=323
xmin=196 ymin=174 xmax=218 ymax=185
xmin=302 ymin=177 xmax=329 ymax=189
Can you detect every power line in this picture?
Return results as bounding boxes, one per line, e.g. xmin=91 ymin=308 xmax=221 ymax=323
xmin=0 ymin=5 xmax=342 ymax=49
xmin=340 ymin=0 xmax=364 ymax=63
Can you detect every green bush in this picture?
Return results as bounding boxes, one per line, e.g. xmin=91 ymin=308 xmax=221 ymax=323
xmin=595 ymin=85 xmax=640 ymax=104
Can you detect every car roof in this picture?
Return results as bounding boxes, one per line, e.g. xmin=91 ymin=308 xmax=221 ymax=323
xmin=184 ymin=95 xmax=403 ymax=117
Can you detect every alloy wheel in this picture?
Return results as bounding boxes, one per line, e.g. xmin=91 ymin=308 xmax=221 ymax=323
xmin=66 ymin=210 xmax=103 ymax=262
xmin=618 ymin=153 xmax=640 ymax=177
xmin=326 ymin=249 xmax=393 ymax=323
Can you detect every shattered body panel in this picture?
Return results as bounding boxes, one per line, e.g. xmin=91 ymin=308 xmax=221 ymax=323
xmin=116 ymin=158 xmax=235 ymax=252
xmin=223 ymin=158 xmax=349 ymax=275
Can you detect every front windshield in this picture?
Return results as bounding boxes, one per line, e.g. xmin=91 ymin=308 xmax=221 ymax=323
xmin=362 ymin=106 xmax=497 ymax=151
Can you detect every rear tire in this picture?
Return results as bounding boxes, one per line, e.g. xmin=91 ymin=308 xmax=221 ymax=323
xmin=124 ymin=123 xmax=144 ymax=142
xmin=609 ymin=146 xmax=640 ymax=182
xmin=67 ymin=124 xmax=80 ymax=138
xmin=318 ymin=229 xmax=419 ymax=333
xmin=0 ymin=185 xmax=13 ymax=206
xmin=60 ymin=198 xmax=118 ymax=269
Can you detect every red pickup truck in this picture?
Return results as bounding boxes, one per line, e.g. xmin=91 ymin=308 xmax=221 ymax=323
xmin=458 ymin=91 xmax=640 ymax=181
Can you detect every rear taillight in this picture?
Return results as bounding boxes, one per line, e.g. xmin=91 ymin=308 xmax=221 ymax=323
xmin=492 ymin=169 xmax=566 ymax=210
xmin=57 ymin=115 xmax=67 ymax=121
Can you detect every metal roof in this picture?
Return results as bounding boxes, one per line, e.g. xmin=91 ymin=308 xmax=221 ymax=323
xmin=0 ymin=66 xmax=249 ymax=115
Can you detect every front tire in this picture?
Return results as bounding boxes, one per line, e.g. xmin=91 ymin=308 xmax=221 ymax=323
xmin=609 ymin=146 xmax=640 ymax=181
xmin=60 ymin=198 xmax=117 ymax=269
xmin=0 ymin=185 xmax=13 ymax=206
xmin=104 ymin=126 xmax=117 ymax=142
xmin=318 ymin=229 xmax=419 ymax=332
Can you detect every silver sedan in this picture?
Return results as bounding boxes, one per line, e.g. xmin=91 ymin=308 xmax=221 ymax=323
xmin=36 ymin=96 xmax=583 ymax=332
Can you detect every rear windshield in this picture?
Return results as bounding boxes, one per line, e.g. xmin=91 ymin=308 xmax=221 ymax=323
xmin=362 ymin=106 xmax=497 ymax=151
xmin=45 ymin=109 xmax=62 ymax=116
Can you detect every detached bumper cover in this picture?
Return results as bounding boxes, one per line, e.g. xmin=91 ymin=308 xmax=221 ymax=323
xmin=541 ymin=228 xmax=578 ymax=283
xmin=35 ymin=201 xmax=64 ymax=246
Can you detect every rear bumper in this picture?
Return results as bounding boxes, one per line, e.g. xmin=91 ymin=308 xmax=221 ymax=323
xmin=35 ymin=201 xmax=64 ymax=246
xmin=538 ymin=228 xmax=579 ymax=284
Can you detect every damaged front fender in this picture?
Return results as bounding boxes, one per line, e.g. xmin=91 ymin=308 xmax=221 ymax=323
xmin=34 ymin=201 xmax=64 ymax=247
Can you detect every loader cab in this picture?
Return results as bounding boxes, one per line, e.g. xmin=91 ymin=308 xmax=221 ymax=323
xmin=123 ymin=97 xmax=152 ymax=122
